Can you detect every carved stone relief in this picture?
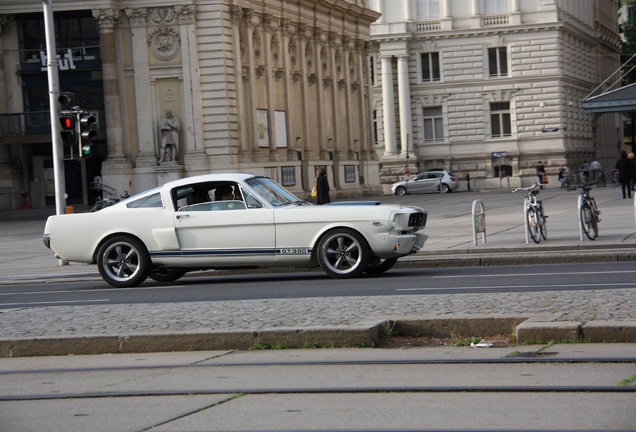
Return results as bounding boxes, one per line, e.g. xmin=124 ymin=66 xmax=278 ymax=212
xmin=148 ymin=27 xmax=181 ymax=61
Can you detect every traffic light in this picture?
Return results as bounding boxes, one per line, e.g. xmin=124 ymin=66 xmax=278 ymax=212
xmin=79 ymin=113 xmax=97 ymax=156
xmin=58 ymin=92 xmax=74 ymax=108
xmin=59 ymin=115 xmax=77 ymax=145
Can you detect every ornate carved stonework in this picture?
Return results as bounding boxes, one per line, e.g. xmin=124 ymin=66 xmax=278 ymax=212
xmin=148 ymin=27 xmax=181 ymax=60
xmin=255 ymin=65 xmax=266 ymax=78
xmin=149 ymin=7 xmax=178 ymax=25
xmin=124 ymin=8 xmax=147 ymax=27
xmin=92 ymin=9 xmax=120 ymax=28
xmin=175 ymin=5 xmax=196 ymax=24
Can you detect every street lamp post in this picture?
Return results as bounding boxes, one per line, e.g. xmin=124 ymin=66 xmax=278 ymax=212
xmin=43 ymin=0 xmax=67 ymax=216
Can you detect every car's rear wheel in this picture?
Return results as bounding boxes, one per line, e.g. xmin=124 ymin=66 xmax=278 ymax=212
xmin=440 ymin=183 xmax=450 ymax=193
xmin=395 ymin=186 xmax=407 ymax=196
xmin=365 ymin=257 xmax=398 ymax=274
xmin=317 ymin=228 xmax=371 ymax=278
xmin=97 ymin=236 xmax=151 ymax=288
xmin=149 ymin=268 xmax=187 ymax=283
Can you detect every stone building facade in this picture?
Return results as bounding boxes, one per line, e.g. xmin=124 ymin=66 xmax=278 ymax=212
xmin=369 ymin=0 xmax=622 ymax=191
xmin=0 ymin=0 xmax=381 ymax=210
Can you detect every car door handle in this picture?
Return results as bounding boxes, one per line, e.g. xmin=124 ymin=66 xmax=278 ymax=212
xmin=176 ymin=214 xmax=190 ymax=220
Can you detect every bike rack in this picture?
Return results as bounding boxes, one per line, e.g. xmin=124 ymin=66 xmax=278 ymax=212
xmin=578 ymin=194 xmax=584 ymax=241
xmin=472 ymin=199 xmax=486 ymax=245
xmin=523 ymin=197 xmax=530 ymax=244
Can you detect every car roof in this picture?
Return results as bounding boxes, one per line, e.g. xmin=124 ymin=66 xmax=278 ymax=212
xmin=161 ymin=173 xmax=263 ymax=189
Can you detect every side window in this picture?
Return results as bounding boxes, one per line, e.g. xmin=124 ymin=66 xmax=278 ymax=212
xmin=126 ymin=192 xmax=163 ymax=208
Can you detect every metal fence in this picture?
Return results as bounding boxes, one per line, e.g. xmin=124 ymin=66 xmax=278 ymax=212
xmin=0 ymin=112 xmax=52 ymax=137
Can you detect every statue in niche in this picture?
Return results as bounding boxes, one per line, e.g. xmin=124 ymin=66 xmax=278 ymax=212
xmin=158 ymin=109 xmax=179 ymax=164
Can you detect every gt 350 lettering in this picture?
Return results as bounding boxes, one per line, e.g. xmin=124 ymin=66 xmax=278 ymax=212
xmin=279 ymin=248 xmax=310 ymax=254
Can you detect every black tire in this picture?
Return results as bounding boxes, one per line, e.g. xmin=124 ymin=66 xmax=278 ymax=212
xmin=526 ymin=207 xmax=541 ymax=244
xmin=317 ymin=228 xmax=371 ymax=278
xmin=149 ymin=268 xmax=187 ymax=282
xmin=97 ymin=236 xmax=151 ymax=288
xmin=440 ymin=183 xmax=450 ymax=193
xmin=395 ymin=186 xmax=407 ymax=196
xmin=365 ymin=257 xmax=398 ymax=274
xmin=538 ymin=208 xmax=548 ymax=240
xmin=580 ymin=202 xmax=598 ymax=240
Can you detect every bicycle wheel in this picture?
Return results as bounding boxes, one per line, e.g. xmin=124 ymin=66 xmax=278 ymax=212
xmin=580 ymin=201 xmax=598 ymax=240
xmin=538 ymin=208 xmax=548 ymax=240
xmin=526 ymin=207 xmax=541 ymax=243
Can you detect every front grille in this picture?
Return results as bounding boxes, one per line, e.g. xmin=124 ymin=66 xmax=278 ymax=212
xmin=408 ymin=212 xmax=427 ymax=227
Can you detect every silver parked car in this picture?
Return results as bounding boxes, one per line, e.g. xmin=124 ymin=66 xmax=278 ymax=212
xmin=391 ymin=170 xmax=459 ymax=195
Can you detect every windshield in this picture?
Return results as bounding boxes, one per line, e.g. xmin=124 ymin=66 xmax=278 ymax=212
xmin=246 ymin=177 xmax=303 ymax=207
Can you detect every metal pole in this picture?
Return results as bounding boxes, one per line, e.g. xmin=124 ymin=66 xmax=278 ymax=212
xmin=579 ymin=194 xmax=584 ymax=241
xmin=43 ymin=0 xmax=66 ymax=215
xmin=523 ymin=197 xmax=529 ymax=244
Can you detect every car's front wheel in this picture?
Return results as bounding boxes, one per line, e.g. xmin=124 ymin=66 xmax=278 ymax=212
xmin=97 ymin=236 xmax=151 ymax=288
xmin=395 ymin=186 xmax=407 ymax=196
xmin=317 ymin=228 xmax=371 ymax=278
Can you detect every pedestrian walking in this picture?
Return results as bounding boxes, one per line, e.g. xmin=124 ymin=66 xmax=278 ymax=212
xmin=315 ymin=166 xmax=331 ymax=205
xmin=580 ymin=160 xmax=590 ymax=184
xmin=590 ymin=159 xmax=602 ymax=183
xmin=615 ymin=151 xmax=633 ymax=199
xmin=536 ymin=161 xmax=546 ymax=189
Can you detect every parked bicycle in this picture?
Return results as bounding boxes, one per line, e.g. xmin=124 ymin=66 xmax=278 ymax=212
xmin=512 ymin=184 xmax=547 ymax=243
xmin=569 ymin=182 xmax=601 ymax=240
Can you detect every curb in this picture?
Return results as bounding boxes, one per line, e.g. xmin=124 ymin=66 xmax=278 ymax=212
xmin=2 ymin=316 xmax=635 ymax=358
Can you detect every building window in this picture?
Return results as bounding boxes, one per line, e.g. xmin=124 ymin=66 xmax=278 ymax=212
xmin=488 ymin=47 xmax=508 ymax=77
xmin=372 ymin=110 xmax=379 ymax=146
xmin=370 ymin=56 xmax=376 ymax=85
xmin=344 ymin=165 xmax=356 ymax=183
xmin=423 ymin=107 xmax=444 ymax=142
xmin=281 ymin=166 xmax=296 ymax=186
xmin=421 ymin=52 xmax=440 ymax=82
xmin=417 ymin=0 xmax=440 ymax=19
xmin=484 ymin=0 xmax=508 ymax=14
xmin=490 ymin=102 xmax=511 ymax=138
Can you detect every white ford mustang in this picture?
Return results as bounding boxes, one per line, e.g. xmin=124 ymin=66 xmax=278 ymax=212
xmin=43 ymin=173 xmax=428 ymax=287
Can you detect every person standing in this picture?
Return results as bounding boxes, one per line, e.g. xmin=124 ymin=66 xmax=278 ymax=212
xmin=536 ymin=161 xmax=546 ymax=189
xmin=315 ymin=166 xmax=331 ymax=205
xmin=615 ymin=151 xmax=633 ymax=199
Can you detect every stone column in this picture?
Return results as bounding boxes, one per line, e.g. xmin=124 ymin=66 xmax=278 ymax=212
xmin=397 ymin=55 xmax=412 ymax=158
xmin=93 ymin=9 xmax=125 ymax=160
xmin=125 ymin=7 xmax=156 ymax=168
xmin=231 ymin=5 xmax=248 ymax=162
xmin=299 ymin=24 xmax=313 ymax=160
xmin=262 ymin=13 xmax=278 ymax=161
xmin=245 ymin=9 xmax=259 ymax=161
xmin=381 ymin=55 xmax=397 ymax=156
xmin=315 ymin=28 xmax=328 ymax=160
xmin=176 ymin=4 xmax=207 ymax=174
xmin=92 ymin=8 xmax=133 ymax=197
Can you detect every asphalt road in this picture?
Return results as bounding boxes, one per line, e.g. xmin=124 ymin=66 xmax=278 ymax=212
xmin=2 ymin=261 xmax=636 ymax=309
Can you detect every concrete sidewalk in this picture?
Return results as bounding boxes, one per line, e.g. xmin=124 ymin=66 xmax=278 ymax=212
xmin=1 ymin=185 xmax=636 ymax=356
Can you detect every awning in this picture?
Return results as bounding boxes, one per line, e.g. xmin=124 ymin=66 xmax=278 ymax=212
xmin=582 ymin=82 xmax=636 ymax=113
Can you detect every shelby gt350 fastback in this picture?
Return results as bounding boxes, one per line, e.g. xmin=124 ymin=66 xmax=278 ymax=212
xmin=43 ymin=173 xmax=428 ymax=287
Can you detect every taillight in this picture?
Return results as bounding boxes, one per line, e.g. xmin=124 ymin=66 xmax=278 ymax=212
xmin=449 ymin=177 xmax=456 ymax=181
